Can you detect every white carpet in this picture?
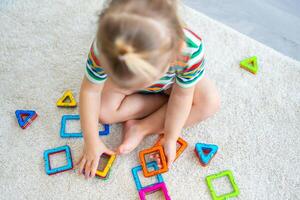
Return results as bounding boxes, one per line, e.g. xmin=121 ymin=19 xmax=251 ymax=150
xmin=0 ymin=1 xmax=299 ymax=199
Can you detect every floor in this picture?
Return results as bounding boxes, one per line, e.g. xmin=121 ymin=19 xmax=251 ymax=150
xmin=183 ymin=0 xmax=300 ymax=61
xmin=0 ymin=1 xmax=300 ymax=199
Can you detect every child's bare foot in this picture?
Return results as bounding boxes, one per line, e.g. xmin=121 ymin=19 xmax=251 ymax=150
xmin=117 ymin=120 xmax=147 ymax=154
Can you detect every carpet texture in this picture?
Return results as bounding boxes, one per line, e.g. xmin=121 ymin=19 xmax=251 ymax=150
xmin=0 ymin=0 xmax=299 ymax=199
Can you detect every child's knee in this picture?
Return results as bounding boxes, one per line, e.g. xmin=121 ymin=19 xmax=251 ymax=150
xmin=207 ymin=90 xmax=220 ymax=114
xmin=199 ymin=93 xmax=220 ymax=116
xmin=194 ymin=82 xmax=220 ymax=116
xmin=99 ymin=107 xmax=116 ymax=124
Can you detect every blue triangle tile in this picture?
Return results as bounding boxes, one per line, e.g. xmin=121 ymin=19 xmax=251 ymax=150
xmin=195 ymin=143 xmax=218 ymax=165
xmin=15 ymin=110 xmax=37 ymax=128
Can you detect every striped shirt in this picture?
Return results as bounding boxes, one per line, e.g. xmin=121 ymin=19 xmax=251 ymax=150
xmin=85 ymin=27 xmax=205 ymax=93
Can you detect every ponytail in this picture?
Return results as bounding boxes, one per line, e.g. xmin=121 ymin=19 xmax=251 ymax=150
xmin=115 ymin=38 xmax=159 ymax=79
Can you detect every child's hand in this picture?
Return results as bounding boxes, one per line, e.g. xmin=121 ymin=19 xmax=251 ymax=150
xmin=75 ymin=139 xmax=115 ymax=179
xmin=152 ymin=137 xmax=177 ymax=168
xmin=163 ymin=138 xmax=177 ymax=167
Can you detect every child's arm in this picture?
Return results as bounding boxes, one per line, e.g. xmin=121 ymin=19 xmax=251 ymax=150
xmin=164 ymin=83 xmax=195 ymax=166
xmin=77 ymin=77 xmax=114 ymax=179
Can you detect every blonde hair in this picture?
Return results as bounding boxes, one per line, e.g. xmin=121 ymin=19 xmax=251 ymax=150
xmin=97 ymin=0 xmax=184 ymax=88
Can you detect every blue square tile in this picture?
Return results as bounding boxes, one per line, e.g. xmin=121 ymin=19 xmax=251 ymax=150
xmin=131 ymin=161 xmax=164 ymax=191
xmin=60 ymin=114 xmax=110 ymax=138
xmin=43 ymin=145 xmax=73 ymax=175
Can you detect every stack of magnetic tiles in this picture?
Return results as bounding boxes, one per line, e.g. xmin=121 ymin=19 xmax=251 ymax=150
xmin=131 ymin=135 xmax=239 ymax=200
xmin=16 ymin=52 xmax=260 ymax=198
xmin=131 ymin=136 xmax=188 ymax=199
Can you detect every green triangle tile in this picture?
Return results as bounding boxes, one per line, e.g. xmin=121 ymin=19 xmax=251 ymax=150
xmin=240 ymin=56 xmax=258 ymax=74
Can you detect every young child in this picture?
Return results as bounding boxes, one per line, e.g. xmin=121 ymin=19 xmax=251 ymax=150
xmin=76 ymin=0 xmax=220 ymax=179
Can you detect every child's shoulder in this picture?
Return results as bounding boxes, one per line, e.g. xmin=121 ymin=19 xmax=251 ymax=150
xmin=182 ymin=27 xmax=203 ymax=53
xmin=168 ymin=28 xmax=205 ymax=88
xmin=169 ymin=27 xmax=204 ymax=70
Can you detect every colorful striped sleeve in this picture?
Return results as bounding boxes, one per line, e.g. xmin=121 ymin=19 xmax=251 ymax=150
xmin=85 ymin=41 xmax=108 ymax=84
xmin=175 ymin=28 xmax=205 ymax=88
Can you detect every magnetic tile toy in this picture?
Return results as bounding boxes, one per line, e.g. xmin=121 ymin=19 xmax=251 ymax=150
xmin=240 ymin=56 xmax=258 ymax=74
xmin=206 ymin=170 xmax=239 ymax=200
xmin=83 ymin=167 xmax=111 ymax=180
xmin=195 ymin=143 xmax=218 ymax=166
xmin=60 ymin=114 xmax=110 ymax=138
xmin=132 ymin=161 xmax=164 ymax=191
xmin=97 ymin=170 xmax=111 ymax=180
xmin=139 ymin=145 xmax=168 ymax=177
xmin=60 ymin=115 xmax=81 ymax=138
xmin=154 ymin=135 xmax=188 ymax=161
xmin=138 ymin=182 xmax=171 ymax=200
xmin=99 ymin=124 xmax=110 ymax=135
xmin=43 ymin=145 xmax=73 ymax=175
xmin=15 ymin=110 xmax=38 ymax=129
xmin=56 ymin=90 xmax=77 ymax=107
xmin=84 ymin=168 xmax=111 ymax=180
xmin=95 ymin=153 xmax=116 ymax=179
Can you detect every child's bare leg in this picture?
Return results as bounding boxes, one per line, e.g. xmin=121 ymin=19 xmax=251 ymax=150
xmin=99 ymin=79 xmax=168 ymax=124
xmin=118 ymin=77 xmax=220 ymax=154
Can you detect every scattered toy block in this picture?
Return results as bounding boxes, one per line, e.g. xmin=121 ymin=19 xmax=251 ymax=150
xmin=95 ymin=153 xmax=116 ymax=179
xmin=95 ymin=171 xmax=110 ymax=180
xmin=99 ymin=124 xmax=110 ymax=135
xmin=138 ymin=182 xmax=171 ymax=200
xmin=240 ymin=56 xmax=258 ymax=74
xmin=206 ymin=170 xmax=240 ymax=200
xmin=154 ymin=135 xmax=188 ymax=161
xmin=96 ymin=170 xmax=111 ymax=180
xmin=84 ymin=167 xmax=112 ymax=180
xmin=60 ymin=115 xmax=82 ymax=138
xmin=139 ymin=145 xmax=168 ymax=177
xmin=60 ymin=114 xmax=110 ymax=138
xmin=56 ymin=90 xmax=77 ymax=107
xmin=43 ymin=145 xmax=73 ymax=175
xmin=195 ymin=143 xmax=218 ymax=166
xmin=132 ymin=161 xmax=164 ymax=191
xmin=15 ymin=110 xmax=38 ymax=129
xmin=83 ymin=166 xmax=111 ymax=180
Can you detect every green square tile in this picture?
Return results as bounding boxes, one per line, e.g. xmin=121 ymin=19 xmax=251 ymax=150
xmin=206 ymin=170 xmax=239 ymax=200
